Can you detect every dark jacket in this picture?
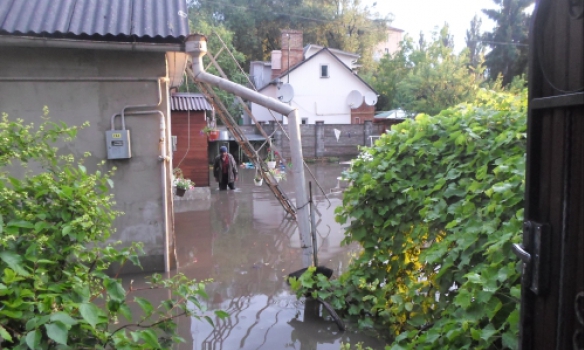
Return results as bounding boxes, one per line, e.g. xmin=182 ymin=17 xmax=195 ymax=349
xmin=213 ymin=153 xmax=238 ymax=183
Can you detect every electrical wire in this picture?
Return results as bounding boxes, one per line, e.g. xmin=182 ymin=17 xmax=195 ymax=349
xmin=174 ymin=72 xmax=192 ymax=169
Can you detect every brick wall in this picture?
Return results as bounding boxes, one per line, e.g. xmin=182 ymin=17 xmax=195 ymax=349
xmin=281 ymin=29 xmax=304 ymax=74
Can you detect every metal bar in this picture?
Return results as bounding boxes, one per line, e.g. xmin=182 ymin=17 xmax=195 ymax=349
xmin=211 ymin=30 xmax=331 ymax=206
xmin=206 ymin=47 xmax=224 ymax=71
xmin=196 ymin=81 xmax=296 ymax=216
xmin=204 ymin=52 xmax=288 ymax=167
xmin=310 ymin=182 xmax=318 ymax=267
xmin=530 ymin=92 xmax=584 ymax=110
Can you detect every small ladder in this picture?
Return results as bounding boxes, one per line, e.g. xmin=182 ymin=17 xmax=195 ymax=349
xmin=195 ymin=81 xmax=297 ymax=217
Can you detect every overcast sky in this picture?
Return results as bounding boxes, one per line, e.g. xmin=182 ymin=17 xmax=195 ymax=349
xmin=365 ymin=0 xmax=498 ymax=52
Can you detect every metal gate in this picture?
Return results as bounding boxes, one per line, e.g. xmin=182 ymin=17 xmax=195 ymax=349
xmin=518 ymin=0 xmax=584 ymax=348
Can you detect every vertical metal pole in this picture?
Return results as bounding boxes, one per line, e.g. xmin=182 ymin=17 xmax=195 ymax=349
xmin=310 ymin=182 xmax=318 ymax=267
xmin=288 ymin=110 xmax=313 ymax=268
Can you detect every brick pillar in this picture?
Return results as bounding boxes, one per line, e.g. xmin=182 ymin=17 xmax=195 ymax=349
xmin=315 ymin=121 xmax=325 ymax=158
xmin=364 ymin=120 xmax=373 ymax=147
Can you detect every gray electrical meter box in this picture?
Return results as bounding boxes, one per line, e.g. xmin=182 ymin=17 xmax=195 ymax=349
xmin=106 ymin=129 xmax=131 ymax=159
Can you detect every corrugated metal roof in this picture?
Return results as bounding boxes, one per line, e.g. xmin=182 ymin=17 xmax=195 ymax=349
xmin=171 ymin=93 xmax=213 ymax=111
xmin=0 ymin=0 xmax=189 ymax=42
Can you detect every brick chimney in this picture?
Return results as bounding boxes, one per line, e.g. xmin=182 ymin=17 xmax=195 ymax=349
xmin=280 ymin=29 xmax=304 ymax=74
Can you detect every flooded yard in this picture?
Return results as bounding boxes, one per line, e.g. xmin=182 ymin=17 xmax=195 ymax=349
xmin=126 ymin=164 xmax=386 ymax=350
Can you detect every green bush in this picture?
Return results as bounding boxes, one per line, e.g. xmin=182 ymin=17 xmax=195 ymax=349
xmin=291 ymin=89 xmax=526 ymax=349
xmin=0 ymin=113 xmax=226 ymax=349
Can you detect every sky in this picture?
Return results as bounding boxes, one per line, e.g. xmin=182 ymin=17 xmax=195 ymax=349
xmin=364 ymin=0 xmax=498 ymax=52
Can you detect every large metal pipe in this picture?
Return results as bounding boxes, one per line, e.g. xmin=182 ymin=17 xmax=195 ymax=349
xmin=185 ymin=34 xmax=313 ymax=268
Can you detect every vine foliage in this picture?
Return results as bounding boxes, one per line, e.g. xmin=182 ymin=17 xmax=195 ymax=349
xmin=0 ymin=113 xmax=226 ymax=349
xmin=291 ymin=89 xmax=527 ymax=349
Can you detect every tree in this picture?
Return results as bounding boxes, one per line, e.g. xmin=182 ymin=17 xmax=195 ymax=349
xmin=465 ymin=15 xmax=486 ymax=77
xmin=368 ymin=38 xmax=411 ymax=111
xmin=181 ymin=9 xmax=248 ymax=121
xmin=191 ymin=0 xmax=388 ymax=73
xmin=482 ymin=0 xmax=533 ymax=85
xmin=396 ymin=26 xmax=481 ymax=115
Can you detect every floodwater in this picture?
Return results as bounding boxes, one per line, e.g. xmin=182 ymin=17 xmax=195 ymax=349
xmin=125 ymin=164 xmax=387 ymax=350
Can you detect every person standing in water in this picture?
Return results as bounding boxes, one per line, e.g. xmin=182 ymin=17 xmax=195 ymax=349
xmin=213 ymin=146 xmax=238 ymax=190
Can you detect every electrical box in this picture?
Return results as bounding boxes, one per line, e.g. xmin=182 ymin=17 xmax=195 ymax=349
xmin=106 ymin=129 xmax=131 ymax=159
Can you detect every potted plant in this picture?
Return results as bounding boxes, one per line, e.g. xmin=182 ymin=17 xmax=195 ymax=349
xmin=269 ymin=168 xmax=286 ymax=183
xmin=266 ymin=149 xmax=277 ymax=169
xmin=175 ymin=177 xmax=194 ymax=197
xmin=201 ymin=125 xmax=220 ymax=141
xmin=254 ymin=174 xmax=263 ymax=187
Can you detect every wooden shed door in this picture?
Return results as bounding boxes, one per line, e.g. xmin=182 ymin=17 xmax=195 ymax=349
xmin=518 ymin=0 xmax=584 ymax=349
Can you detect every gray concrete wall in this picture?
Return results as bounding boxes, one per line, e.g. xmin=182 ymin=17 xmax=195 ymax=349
xmin=0 ymin=46 xmax=172 ymax=272
xmin=243 ymin=122 xmax=384 ymax=160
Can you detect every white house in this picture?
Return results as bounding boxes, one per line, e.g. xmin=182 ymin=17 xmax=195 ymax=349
xmin=249 ymin=29 xmax=378 ymax=125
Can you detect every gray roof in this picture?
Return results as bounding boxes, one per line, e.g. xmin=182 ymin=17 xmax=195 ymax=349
xmin=0 ymin=0 xmax=189 ymax=43
xmin=171 ymin=93 xmax=213 ymax=111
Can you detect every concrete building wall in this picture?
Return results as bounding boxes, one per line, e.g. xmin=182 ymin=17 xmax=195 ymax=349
xmin=0 ymin=46 xmax=173 ymax=272
xmin=261 ymin=122 xmax=386 ymax=160
xmin=373 ymin=27 xmax=404 ymax=61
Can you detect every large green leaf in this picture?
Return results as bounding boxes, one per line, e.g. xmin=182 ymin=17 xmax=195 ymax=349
xmin=45 ymin=322 xmax=68 ymax=345
xmin=79 ymin=303 xmax=101 ymax=329
xmin=0 ymin=251 xmax=30 ymax=276
xmin=25 ymin=329 xmax=41 ymax=350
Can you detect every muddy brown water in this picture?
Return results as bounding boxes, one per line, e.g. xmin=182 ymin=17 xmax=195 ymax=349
xmin=124 ymin=164 xmax=387 ymax=349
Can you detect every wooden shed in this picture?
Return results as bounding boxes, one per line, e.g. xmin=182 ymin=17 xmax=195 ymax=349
xmin=170 ymin=93 xmax=213 ymax=187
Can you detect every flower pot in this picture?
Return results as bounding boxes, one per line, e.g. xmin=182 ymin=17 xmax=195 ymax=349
xmin=254 ymin=178 xmax=263 ymax=187
xmin=176 ymin=187 xmax=186 ymax=197
xmin=267 ymin=161 xmax=277 ymax=169
xmin=207 ymin=130 xmax=219 ymax=141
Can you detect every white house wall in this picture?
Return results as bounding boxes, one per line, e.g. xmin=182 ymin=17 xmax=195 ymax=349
xmin=251 ymin=51 xmax=374 ymax=125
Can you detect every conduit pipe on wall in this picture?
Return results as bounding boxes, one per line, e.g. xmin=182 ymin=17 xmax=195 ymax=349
xmin=185 ymin=33 xmax=313 ymax=268
xmin=111 ymin=110 xmax=172 ymax=272
xmin=314 ymin=102 xmax=350 ymax=116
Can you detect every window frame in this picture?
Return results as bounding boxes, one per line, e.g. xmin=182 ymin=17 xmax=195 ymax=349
xmin=320 ymin=64 xmax=329 ymax=78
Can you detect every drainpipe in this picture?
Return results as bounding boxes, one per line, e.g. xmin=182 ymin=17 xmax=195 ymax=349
xmin=111 ymin=110 xmax=172 ymax=272
xmin=185 ymin=34 xmax=313 ymax=268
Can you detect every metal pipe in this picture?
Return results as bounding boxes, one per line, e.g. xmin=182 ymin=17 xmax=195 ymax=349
xmin=121 ymin=78 xmax=165 ymax=121
xmin=0 ymin=35 xmax=183 ymax=53
xmin=186 ymin=33 xmax=313 ymax=268
xmin=114 ymin=110 xmax=172 ymax=272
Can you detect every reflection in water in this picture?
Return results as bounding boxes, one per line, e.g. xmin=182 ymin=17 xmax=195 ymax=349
xmin=125 ymin=164 xmax=386 ymax=350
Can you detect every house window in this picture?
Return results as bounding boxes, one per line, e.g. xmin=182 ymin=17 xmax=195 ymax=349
xmin=301 ymin=118 xmax=308 ymax=124
xmin=354 ymin=117 xmax=360 ymax=124
xmin=320 ymin=65 xmax=329 ymax=78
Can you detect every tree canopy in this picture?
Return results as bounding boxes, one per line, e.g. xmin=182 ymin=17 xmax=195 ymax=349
xmin=188 ymin=0 xmax=389 ymax=73
xmin=482 ymin=0 xmax=533 ymax=85
xmin=371 ymin=25 xmax=480 ymax=115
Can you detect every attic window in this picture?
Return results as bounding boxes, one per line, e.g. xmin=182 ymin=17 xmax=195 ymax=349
xmin=320 ymin=64 xmax=329 ymax=78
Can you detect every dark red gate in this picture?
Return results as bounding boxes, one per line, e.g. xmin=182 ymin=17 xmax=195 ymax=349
xmin=518 ymin=0 xmax=584 ymax=348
